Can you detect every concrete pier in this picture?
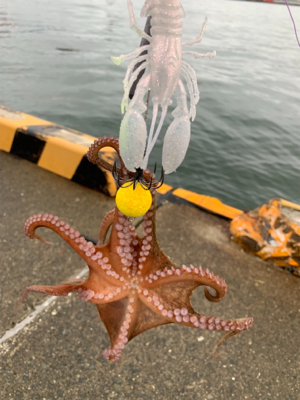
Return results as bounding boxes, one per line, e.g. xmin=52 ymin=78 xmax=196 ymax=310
xmin=0 ymin=151 xmax=299 ymax=399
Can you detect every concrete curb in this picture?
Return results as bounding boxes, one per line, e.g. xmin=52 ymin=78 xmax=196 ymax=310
xmin=0 ymin=106 xmax=117 ymax=197
xmin=0 ymin=105 xmax=242 ymax=219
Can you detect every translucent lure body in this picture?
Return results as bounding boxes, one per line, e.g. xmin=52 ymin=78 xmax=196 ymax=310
xmin=112 ymin=0 xmax=215 ymax=174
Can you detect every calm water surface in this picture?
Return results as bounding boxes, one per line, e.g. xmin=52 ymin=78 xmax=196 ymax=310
xmin=1 ymin=0 xmax=299 ymax=209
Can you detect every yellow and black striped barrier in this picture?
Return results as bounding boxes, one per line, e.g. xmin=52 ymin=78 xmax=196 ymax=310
xmin=0 ymin=105 xmax=242 ymax=219
xmin=0 ymin=105 xmax=117 ymax=196
xmin=0 ymin=105 xmax=242 ymax=220
xmin=172 ymin=188 xmax=243 ymax=219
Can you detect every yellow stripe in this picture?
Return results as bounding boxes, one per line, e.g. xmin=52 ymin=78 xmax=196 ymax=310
xmin=0 ymin=107 xmax=52 ymax=152
xmin=173 ymin=188 xmax=243 ymax=219
xmin=38 ymin=138 xmax=117 ymax=196
xmin=156 ymin=183 xmax=173 ymax=195
xmin=38 ymin=137 xmax=88 ymax=179
xmin=279 ymin=198 xmax=300 ymax=211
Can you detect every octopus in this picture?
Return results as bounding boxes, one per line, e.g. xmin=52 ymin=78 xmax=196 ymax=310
xmin=22 ymin=136 xmax=253 ymax=361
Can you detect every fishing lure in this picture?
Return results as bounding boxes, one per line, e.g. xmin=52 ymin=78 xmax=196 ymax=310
xmin=284 ymin=0 xmax=300 ymax=47
xmin=112 ymin=0 xmax=216 ymax=175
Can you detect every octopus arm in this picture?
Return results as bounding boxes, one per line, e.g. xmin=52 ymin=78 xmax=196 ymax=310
xmin=24 ymin=214 xmax=98 ymax=268
xmin=143 ymin=264 xmax=227 ymax=302
xmin=98 ymin=209 xmax=115 ymax=244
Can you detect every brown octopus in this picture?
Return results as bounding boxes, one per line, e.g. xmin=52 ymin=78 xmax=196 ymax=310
xmin=22 ymin=136 xmax=253 ymax=361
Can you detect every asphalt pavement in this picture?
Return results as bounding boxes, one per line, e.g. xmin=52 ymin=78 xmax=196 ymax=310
xmin=0 ymin=151 xmax=299 ymax=400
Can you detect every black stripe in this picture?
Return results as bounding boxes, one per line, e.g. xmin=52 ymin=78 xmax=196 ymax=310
xmin=10 ymin=129 xmax=46 ymax=163
xmin=72 ymin=156 xmax=110 ymax=195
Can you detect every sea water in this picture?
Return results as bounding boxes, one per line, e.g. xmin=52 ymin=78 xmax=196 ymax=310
xmin=0 ymin=0 xmax=299 ymax=209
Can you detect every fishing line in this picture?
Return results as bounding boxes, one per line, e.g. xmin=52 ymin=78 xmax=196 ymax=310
xmin=284 ymin=0 xmax=300 ymax=47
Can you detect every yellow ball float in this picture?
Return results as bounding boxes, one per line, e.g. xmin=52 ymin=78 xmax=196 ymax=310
xmin=116 ymin=182 xmax=152 ymax=218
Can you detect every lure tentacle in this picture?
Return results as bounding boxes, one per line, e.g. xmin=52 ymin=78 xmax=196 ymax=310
xmin=162 ymin=80 xmax=191 ymax=174
xmin=123 ymin=54 xmax=149 ymax=90
xmin=183 ymin=50 xmax=216 ymax=59
xmin=111 ymin=44 xmax=150 ymax=65
xmin=180 ymin=66 xmax=197 ymax=120
xmin=127 ymin=0 xmax=152 ymax=41
xmin=181 ymin=60 xmax=200 ymax=108
xmin=119 ymin=74 xmax=150 ymax=171
xmin=142 ymin=102 xmax=168 ymax=169
xmin=182 ymin=17 xmax=207 ymax=47
xmin=122 ymin=59 xmax=149 ymax=113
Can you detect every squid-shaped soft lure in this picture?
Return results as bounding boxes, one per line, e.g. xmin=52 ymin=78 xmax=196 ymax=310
xmin=112 ymin=0 xmax=216 ymax=175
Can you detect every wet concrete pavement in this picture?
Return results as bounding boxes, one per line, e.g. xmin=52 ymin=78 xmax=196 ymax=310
xmin=0 ymin=151 xmax=299 ymax=399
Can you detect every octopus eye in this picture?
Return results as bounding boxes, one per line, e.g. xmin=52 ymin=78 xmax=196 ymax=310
xmin=115 ymin=182 xmax=152 ymax=218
